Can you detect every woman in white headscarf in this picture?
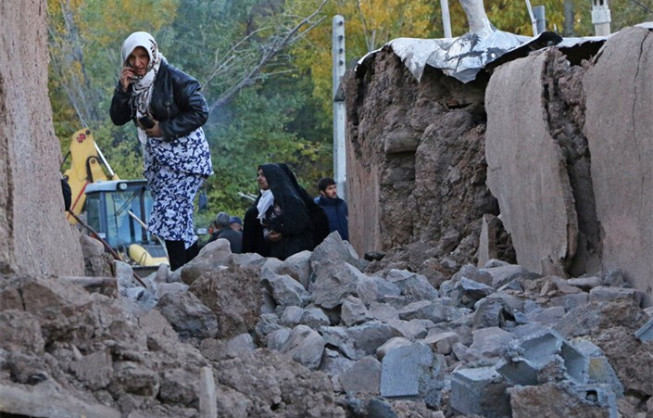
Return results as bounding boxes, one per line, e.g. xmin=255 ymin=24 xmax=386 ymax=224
xmin=110 ymin=31 xmax=213 ymax=271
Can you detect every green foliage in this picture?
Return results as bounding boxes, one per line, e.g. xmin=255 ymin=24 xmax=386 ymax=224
xmin=48 ymin=0 xmax=332 ymax=222
xmin=49 ymin=0 xmax=650 ymax=226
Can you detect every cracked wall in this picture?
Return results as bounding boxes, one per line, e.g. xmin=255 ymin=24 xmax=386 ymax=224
xmin=483 ymin=26 xmax=652 ymax=305
xmin=0 ymin=0 xmax=85 ymax=276
xmin=346 ymin=25 xmax=653 ymax=305
xmin=583 ymin=26 xmax=653 ymax=306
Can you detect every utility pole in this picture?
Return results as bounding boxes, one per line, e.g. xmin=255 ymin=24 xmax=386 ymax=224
xmin=524 ymin=0 xmax=538 ymax=36
xmin=332 ymin=15 xmax=347 ymax=201
xmin=441 ymin=0 xmax=452 ymax=38
xmin=591 ymin=0 xmax=611 ymax=36
xmin=534 ymin=5 xmax=546 ymax=34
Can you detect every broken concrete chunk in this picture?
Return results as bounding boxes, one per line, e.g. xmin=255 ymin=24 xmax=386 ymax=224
xmin=261 ymin=272 xmax=311 ymax=307
xmin=278 ymin=250 xmax=312 ymax=290
xmin=339 ymin=356 xmax=382 ymax=395
xmin=468 ymin=327 xmax=515 ymax=361
xmin=0 ymin=382 xmax=121 ymax=418
xmin=278 ymin=325 xmax=325 ymax=370
xmin=341 ymin=296 xmax=372 ymax=326
xmin=225 ymin=333 xmax=256 ymax=358
xmin=280 ymin=305 xmax=305 ymax=327
xmin=376 ymin=337 xmax=412 ymax=360
xmin=69 ymin=350 xmax=113 ymax=391
xmin=421 ymin=331 xmax=460 ymax=355
xmin=497 ymin=329 xmax=589 ymax=386
xmin=386 ymin=269 xmax=439 ymax=301
xmin=380 ymin=343 xmax=442 ymax=407
xmin=589 ymin=286 xmax=643 ymax=306
xmin=368 ymin=302 xmax=400 ymax=323
xmin=387 ymin=318 xmax=428 ymax=340
xmin=567 ymin=276 xmax=603 ymax=291
xmin=310 ymin=263 xmax=364 ymax=309
xmin=634 ymin=318 xmax=653 ymax=342
xmin=450 ymin=366 xmax=510 ymax=418
xmin=156 ymin=291 xmax=219 ymax=341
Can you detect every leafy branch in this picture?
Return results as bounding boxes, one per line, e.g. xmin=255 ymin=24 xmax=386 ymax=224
xmin=205 ymin=0 xmax=329 ymax=115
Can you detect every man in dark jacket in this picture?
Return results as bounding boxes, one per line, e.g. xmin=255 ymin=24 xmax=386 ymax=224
xmin=314 ymin=177 xmax=349 ymax=241
xmin=209 ymin=212 xmax=242 ymax=253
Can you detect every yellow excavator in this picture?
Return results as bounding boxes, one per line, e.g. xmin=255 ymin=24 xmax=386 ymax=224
xmin=62 ymin=128 xmax=167 ymax=269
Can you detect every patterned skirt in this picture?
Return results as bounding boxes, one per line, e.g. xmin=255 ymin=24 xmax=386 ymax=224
xmin=145 ymin=164 xmax=204 ymax=248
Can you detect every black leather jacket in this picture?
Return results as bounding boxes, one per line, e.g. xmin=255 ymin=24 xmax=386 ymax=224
xmin=110 ymin=61 xmax=209 ymax=141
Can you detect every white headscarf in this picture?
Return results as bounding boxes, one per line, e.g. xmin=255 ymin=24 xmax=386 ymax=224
xmin=256 ymin=189 xmax=275 ymax=224
xmin=120 ymin=31 xmax=166 ymax=144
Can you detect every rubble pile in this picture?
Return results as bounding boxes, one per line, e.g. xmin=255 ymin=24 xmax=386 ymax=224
xmin=3 ymin=232 xmax=650 ymax=417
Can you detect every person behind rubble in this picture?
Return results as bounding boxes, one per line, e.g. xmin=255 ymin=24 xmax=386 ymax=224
xmin=229 ymin=216 xmax=243 ymax=232
xmin=278 ymin=163 xmax=330 ymax=249
xmin=314 ymin=177 xmax=349 ymax=241
xmin=209 ymin=211 xmax=242 ymax=253
xmin=242 ymin=163 xmax=312 ymax=260
xmin=110 ymin=31 xmax=213 ymax=271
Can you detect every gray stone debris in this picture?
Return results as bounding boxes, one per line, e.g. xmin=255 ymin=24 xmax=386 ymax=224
xmin=3 ymin=223 xmax=647 ymax=417
xmin=380 ymin=343 xmax=443 ymax=407
xmin=496 ymin=329 xmax=589 ymax=385
xmin=339 ymin=356 xmax=382 ymax=394
xmin=2 ymin=235 xmax=645 ymax=417
xmin=635 ymin=318 xmax=653 ymax=342
xmin=450 ymin=366 xmax=510 ymax=418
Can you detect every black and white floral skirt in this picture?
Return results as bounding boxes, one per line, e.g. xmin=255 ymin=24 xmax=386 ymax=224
xmin=145 ymin=165 xmax=204 ymax=248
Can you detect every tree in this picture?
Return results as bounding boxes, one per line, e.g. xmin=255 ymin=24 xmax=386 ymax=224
xmin=48 ymin=0 xmax=333 ymax=221
xmin=47 ymin=0 xmax=179 ymax=141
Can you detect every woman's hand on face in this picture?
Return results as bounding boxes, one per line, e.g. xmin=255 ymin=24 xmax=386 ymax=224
xmin=120 ymin=66 xmax=135 ymax=91
xmin=145 ymin=120 xmax=163 ymax=138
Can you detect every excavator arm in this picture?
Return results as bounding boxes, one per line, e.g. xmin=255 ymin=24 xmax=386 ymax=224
xmin=63 ymin=128 xmax=118 ymax=224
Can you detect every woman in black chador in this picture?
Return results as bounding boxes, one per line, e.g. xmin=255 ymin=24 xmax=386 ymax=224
xmin=242 ymin=163 xmax=312 ymax=260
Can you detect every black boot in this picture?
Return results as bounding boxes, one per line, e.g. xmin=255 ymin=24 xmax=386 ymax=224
xmin=165 ymin=240 xmax=186 ymax=271
xmin=185 ymin=242 xmax=200 ymax=263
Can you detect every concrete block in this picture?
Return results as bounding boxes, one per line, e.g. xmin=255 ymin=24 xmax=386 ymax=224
xmin=589 ymin=286 xmax=643 ymax=306
xmin=567 ymin=276 xmax=603 ymax=291
xmin=376 ymin=337 xmax=412 ymax=360
xmin=634 ymin=318 xmax=653 ymax=342
xmin=573 ymin=340 xmax=624 ymax=398
xmin=517 ymin=330 xmax=562 ymax=364
xmin=497 ymin=329 xmax=589 ymax=385
xmin=587 ymin=356 xmax=624 ymax=396
xmin=549 ymin=293 xmax=589 ymax=312
xmin=339 ymin=356 xmax=382 ymax=394
xmin=496 ymin=357 xmax=539 ymax=385
xmin=560 ymin=340 xmax=589 ymax=384
xmin=422 ymin=331 xmax=459 ymax=355
xmin=450 ymin=366 xmax=510 ymax=418
xmin=380 ymin=343 xmax=442 ymax=406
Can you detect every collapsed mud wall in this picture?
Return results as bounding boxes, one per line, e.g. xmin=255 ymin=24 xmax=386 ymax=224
xmin=346 ymin=25 xmax=653 ymax=305
xmin=486 ymin=26 xmax=653 ymax=305
xmin=0 ymin=0 xmax=84 ymax=276
xmin=344 ymin=50 xmax=505 ymax=281
xmin=584 ymin=27 xmax=653 ymax=306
